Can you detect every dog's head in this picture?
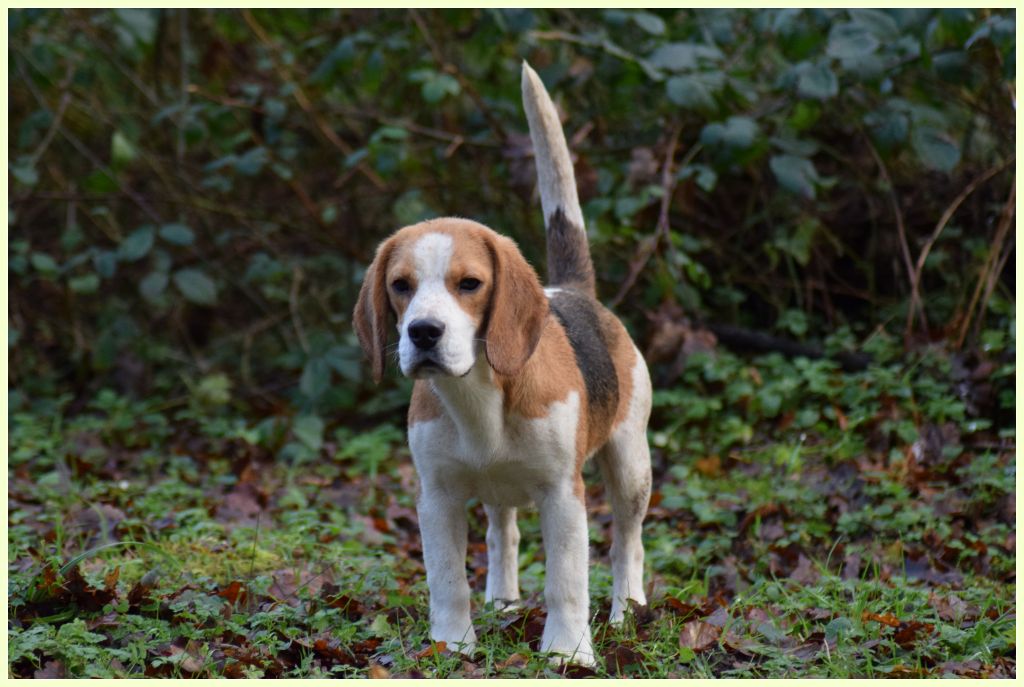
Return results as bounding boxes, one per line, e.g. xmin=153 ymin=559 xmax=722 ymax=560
xmin=354 ymin=218 xmax=548 ymax=382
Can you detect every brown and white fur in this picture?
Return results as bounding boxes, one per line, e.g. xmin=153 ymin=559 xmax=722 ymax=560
xmin=353 ymin=62 xmax=652 ymax=666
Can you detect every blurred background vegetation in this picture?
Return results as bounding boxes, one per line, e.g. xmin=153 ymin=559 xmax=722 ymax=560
xmin=8 ymin=8 xmax=1016 ymax=420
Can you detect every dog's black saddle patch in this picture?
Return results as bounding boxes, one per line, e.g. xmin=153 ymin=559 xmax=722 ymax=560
xmin=548 ymin=288 xmax=619 ymax=421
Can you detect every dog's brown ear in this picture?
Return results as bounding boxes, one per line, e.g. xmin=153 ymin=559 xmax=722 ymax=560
xmin=484 ymin=234 xmax=548 ymax=376
xmin=353 ymin=237 xmax=397 ymax=383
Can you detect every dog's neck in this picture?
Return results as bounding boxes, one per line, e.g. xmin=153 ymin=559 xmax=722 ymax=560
xmin=430 ymin=352 xmax=508 ymax=454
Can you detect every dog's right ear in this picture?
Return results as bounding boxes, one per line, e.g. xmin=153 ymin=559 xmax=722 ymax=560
xmin=353 ymin=237 xmax=397 ymax=383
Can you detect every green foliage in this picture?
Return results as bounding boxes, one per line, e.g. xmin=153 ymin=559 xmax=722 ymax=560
xmin=7 ymin=8 xmax=1015 ymax=408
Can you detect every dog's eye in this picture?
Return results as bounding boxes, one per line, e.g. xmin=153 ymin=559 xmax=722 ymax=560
xmin=391 ymin=278 xmax=411 ymax=294
xmin=458 ymin=278 xmax=482 ymax=293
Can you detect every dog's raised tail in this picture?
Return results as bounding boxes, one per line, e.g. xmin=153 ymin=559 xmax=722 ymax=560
xmin=522 ymin=61 xmax=595 ymax=296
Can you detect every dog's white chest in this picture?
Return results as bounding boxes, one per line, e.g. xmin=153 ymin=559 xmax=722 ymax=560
xmin=408 ymin=383 xmax=581 ymax=507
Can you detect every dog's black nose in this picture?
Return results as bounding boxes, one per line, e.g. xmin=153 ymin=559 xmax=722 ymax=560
xmin=408 ymin=318 xmax=445 ymax=350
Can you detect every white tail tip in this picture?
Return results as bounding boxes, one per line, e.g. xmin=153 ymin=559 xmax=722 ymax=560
xmin=521 ymin=61 xmax=586 ymax=231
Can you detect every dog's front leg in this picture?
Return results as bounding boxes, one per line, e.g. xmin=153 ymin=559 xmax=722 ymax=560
xmin=418 ymin=484 xmax=476 ymax=654
xmin=538 ymin=484 xmax=595 ymax=666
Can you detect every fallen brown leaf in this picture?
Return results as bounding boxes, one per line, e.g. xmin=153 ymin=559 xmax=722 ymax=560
xmin=414 ymin=641 xmax=447 ymax=660
xmin=893 ymin=621 xmax=935 ymax=649
xmin=680 ymin=619 xmax=720 ymax=652
xmin=167 ymin=643 xmax=204 ymax=674
xmin=833 ymin=404 xmax=849 ymax=431
xmin=790 ymin=554 xmax=820 ymax=585
xmin=558 ymin=662 xmax=598 ymax=678
xmin=886 ymin=664 xmax=931 ymax=678
xmin=705 ymin=606 xmax=730 ymax=628
xmin=495 ymin=652 xmax=529 ymax=670
xmin=604 ymin=641 xmax=643 ymax=674
xmin=861 ymin=611 xmax=901 ymax=628
xmin=722 ymin=629 xmax=760 ymax=656
xmin=660 ymin=596 xmax=698 ymax=618
xmin=694 ymin=455 xmax=722 ymax=477
xmin=104 ymin=565 xmax=120 ymax=591
xmin=33 ymin=660 xmax=65 ymax=679
xmin=368 ymin=664 xmax=390 ymax=679
xmin=217 ymin=580 xmax=247 ymax=606
xmin=929 ymin=592 xmax=977 ymax=622
xmin=64 ymin=565 xmax=116 ymax=611
xmin=322 ymin=587 xmax=367 ymax=620
xmin=842 ymin=553 xmax=862 ymax=581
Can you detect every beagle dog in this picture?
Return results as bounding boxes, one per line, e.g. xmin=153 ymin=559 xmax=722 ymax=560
xmin=354 ymin=63 xmax=652 ymax=666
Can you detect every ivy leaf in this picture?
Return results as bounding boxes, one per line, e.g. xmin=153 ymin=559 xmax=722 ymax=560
xmin=68 ymin=274 xmax=100 ymax=294
xmin=235 ymin=147 xmax=268 ymax=176
xmin=158 ymin=223 xmax=195 ymax=246
xmin=632 ymin=11 xmax=666 ymax=35
xmin=796 ymin=62 xmax=838 ymax=100
xmin=113 ymin=8 xmax=158 ymax=48
xmin=773 ymin=218 xmax=820 ymax=266
xmin=700 ymin=116 xmax=760 ymax=150
xmin=139 ymin=271 xmax=169 ymax=302
xmin=648 ymin=42 xmax=723 ymax=71
xmin=173 ymin=268 xmax=218 ymax=305
xmin=421 ymin=73 xmax=460 ymax=103
xmin=117 ymin=226 xmax=155 ymax=262
xmin=92 ymin=250 xmax=117 ymax=279
xmin=666 ymin=75 xmax=717 ymax=112
xmin=770 ymin=154 xmax=820 ymax=199
xmin=826 ymin=21 xmax=879 ymax=60
xmin=111 ymin=131 xmax=137 ymax=167
xmin=9 ymin=159 xmax=38 ymax=187
xmin=300 ymin=357 xmax=330 ymax=400
xmin=292 ymin=414 xmax=324 ymax=452
xmin=864 ymin=108 xmax=909 ymax=147
xmin=912 ymin=126 xmax=960 ymax=172
xmin=324 ymin=345 xmax=362 ymax=382
xmin=849 ymin=9 xmax=900 ymax=43
xmin=30 ymin=252 xmax=59 ymax=275
xmin=310 ymin=34 xmax=365 ymax=83
xmin=678 ymin=164 xmax=718 ymax=193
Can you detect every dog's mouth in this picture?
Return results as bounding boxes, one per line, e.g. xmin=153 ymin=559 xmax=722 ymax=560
xmin=410 ymin=358 xmax=450 ymax=377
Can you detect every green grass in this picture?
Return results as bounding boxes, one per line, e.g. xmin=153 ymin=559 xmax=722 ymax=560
xmin=7 ymin=334 xmax=1015 ymax=677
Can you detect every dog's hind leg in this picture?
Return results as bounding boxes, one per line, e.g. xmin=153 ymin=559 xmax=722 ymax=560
xmin=483 ymin=504 xmax=520 ymax=607
xmin=595 ymin=354 xmax=653 ymax=624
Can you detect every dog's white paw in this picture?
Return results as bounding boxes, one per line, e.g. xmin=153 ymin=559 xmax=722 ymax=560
xmin=610 ymin=594 xmax=649 ymax=625
xmin=431 ymin=625 xmax=477 ymax=657
xmin=541 ymin=626 xmax=595 ymax=667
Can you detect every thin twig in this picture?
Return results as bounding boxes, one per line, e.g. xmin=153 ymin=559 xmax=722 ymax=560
xmin=15 ymin=53 xmax=163 ymax=225
xmin=177 ymin=8 xmax=188 ymax=163
xmin=905 ymin=156 xmax=1015 ymax=341
xmin=68 ymin=11 xmax=160 ymax=107
xmin=529 ymin=29 xmax=663 ymax=80
xmin=27 ymin=65 xmax=74 ymax=166
xmin=409 ymin=9 xmax=509 ymax=144
xmin=863 ymin=133 xmax=923 ymax=344
xmin=609 ymin=125 xmax=688 ymax=308
xmin=289 ymin=265 xmax=310 ymax=354
xmin=241 ymin=9 xmax=386 ymax=190
xmin=956 ymin=175 xmax=1016 ymax=349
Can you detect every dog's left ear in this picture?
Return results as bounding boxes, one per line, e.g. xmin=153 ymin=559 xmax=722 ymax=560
xmin=484 ymin=234 xmax=549 ymax=376
xmin=353 ymin=237 xmax=397 ymax=383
